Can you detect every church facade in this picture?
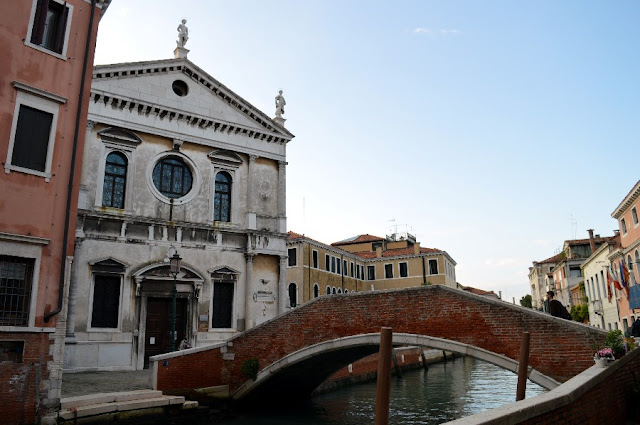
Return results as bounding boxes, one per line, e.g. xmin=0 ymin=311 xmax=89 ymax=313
xmin=64 ymin=47 xmax=293 ymax=371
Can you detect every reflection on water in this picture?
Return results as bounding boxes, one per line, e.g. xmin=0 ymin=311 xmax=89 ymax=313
xmin=223 ymin=356 xmax=546 ymax=425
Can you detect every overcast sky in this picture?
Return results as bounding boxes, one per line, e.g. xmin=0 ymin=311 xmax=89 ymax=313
xmin=94 ymin=1 xmax=640 ymax=303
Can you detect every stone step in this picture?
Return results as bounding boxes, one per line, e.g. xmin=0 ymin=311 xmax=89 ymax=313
xmin=59 ymin=391 xmax=195 ymax=421
xmin=61 ymin=389 xmax=162 ymax=409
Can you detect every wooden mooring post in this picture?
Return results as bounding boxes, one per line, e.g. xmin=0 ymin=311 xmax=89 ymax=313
xmin=375 ymin=327 xmax=393 ymax=425
xmin=516 ymin=331 xmax=531 ymax=401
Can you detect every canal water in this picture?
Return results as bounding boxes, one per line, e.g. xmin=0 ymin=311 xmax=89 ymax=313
xmin=221 ymin=356 xmax=547 ymax=424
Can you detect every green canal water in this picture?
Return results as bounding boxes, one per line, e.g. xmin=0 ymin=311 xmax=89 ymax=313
xmin=220 ymin=356 xmax=547 ymax=424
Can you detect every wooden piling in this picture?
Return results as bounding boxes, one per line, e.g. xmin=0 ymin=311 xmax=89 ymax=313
xmin=375 ymin=327 xmax=393 ymax=425
xmin=516 ymin=332 xmax=530 ymax=401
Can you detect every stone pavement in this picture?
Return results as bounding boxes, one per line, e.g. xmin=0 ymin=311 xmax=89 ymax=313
xmin=61 ymin=370 xmax=152 ymax=398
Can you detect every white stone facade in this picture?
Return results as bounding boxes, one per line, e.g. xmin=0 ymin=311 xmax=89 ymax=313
xmin=64 ymin=58 xmax=293 ymax=371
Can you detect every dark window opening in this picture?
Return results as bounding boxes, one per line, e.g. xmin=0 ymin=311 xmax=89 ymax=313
xmin=0 ymin=341 xmax=24 ymax=363
xmin=212 ymin=281 xmax=234 ymax=328
xmin=152 ymin=156 xmax=193 ymax=199
xmin=91 ymin=275 xmax=120 ymax=328
xmin=326 ymin=286 xmax=331 ymax=295
xmin=385 ymin=264 xmax=393 ymax=279
xmin=0 ymin=256 xmax=34 ymax=327
xmin=102 ymin=152 xmax=127 ymax=208
xmin=312 ymin=251 xmax=318 ymax=269
xmin=400 ymin=262 xmax=408 ymax=278
xmin=314 ymin=284 xmax=319 ymax=298
xmin=172 ymin=80 xmax=189 ymax=97
xmin=31 ymin=0 xmax=69 ymax=54
xmin=288 ymin=283 xmax=296 ymax=307
xmin=214 ymin=171 xmax=231 ymax=222
xmin=288 ymin=248 xmax=297 ymax=267
xmin=11 ymin=105 xmax=53 ymax=172
xmin=325 ymin=254 xmax=330 ymax=272
xmin=367 ymin=265 xmax=375 ymax=281
xmin=429 ymin=259 xmax=438 ymax=275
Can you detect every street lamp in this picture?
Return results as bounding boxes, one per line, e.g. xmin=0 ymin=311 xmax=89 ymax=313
xmin=169 ymin=251 xmax=182 ymax=352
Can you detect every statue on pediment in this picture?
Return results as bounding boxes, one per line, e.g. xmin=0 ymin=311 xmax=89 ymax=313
xmin=177 ymin=19 xmax=189 ymax=48
xmin=275 ymin=90 xmax=286 ymax=118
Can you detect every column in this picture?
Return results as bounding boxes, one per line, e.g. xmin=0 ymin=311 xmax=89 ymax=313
xmin=239 ymin=253 xmax=253 ymax=331
xmin=277 ymin=160 xmax=286 ymax=233
xmin=279 ymin=255 xmax=288 ymax=314
xmin=246 ymin=155 xmax=257 ymax=230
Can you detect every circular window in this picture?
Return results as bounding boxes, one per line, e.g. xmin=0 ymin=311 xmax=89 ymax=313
xmin=172 ymin=80 xmax=189 ymax=97
xmin=152 ymin=156 xmax=193 ymax=199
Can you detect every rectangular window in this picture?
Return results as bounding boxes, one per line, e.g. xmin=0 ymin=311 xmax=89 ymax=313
xmin=91 ymin=275 xmax=120 ymax=328
xmin=331 ymin=257 xmax=336 ymax=273
xmin=429 ymin=259 xmax=439 ymax=275
xmin=0 ymin=256 xmax=35 ymax=327
xmin=399 ymin=262 xmax=408 ymax=278
xmin=11 ymin=105 xmax=53 ymax=172
xmin=367 ymin=265 xmax=375 ymax=280
xmin=385 ymin=264 xmax=393 ymax=279
xmin=312 ymin=250 xmax=318 ymax=269
xmin=288 ymin=248 xmax=297 ymax=267
xmin=325 ymin=254 xmax=330 ymax=271
xmin=350 ymin=262 xmax=354 ymax=278
xmin=336 ymin=258 xmax=341 ymax=275
xmin=343 ymin=260 xmax=347 ymax=275
xmin=622 ymin=218 xmax=628 ymax=234
xmin=633 ymin=207 xmax=638 ymax=226
xmin=28 ymin=0 xmax=71 ymax=55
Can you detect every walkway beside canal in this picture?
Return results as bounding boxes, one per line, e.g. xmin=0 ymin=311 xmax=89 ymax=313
xmin=62 ymin=370 xmax=152 ymax=398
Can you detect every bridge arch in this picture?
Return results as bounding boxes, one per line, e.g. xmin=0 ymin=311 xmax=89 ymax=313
xmin=233 ymin=333 xmax=559 ymax=401
xmin=153 ymin=285 xmax=607 ymax=397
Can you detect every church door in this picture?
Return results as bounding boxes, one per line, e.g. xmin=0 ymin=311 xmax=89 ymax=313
xmin=144 ymin=297 xmax=187 ymax=367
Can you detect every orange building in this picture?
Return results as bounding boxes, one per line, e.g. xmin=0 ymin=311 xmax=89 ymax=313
xmin=0 ymin=1 xmax=108 ymax=423
xmin=611 ymin=180 xmax=640 ymax=334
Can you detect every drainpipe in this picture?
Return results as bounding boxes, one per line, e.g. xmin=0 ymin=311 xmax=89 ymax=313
xmin=587 ymin=229 xmax=596 ymax=255
xmin=341 ymin=254 xmax=344 ymax=291
xmin=45 ymin=0 xmax=97 ymax=322
xmin=307 ymin=241 xmax=311 ymax=301
xmin=422 ymin=256 xmax=426 ymax=285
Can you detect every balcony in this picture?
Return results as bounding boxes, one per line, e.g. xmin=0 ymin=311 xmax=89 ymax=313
xmin=592 ymin=299 xmax=603 ymax=313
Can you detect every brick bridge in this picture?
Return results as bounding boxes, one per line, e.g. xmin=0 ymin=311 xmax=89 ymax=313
xmin=151 ymin=285 xmax=607 ymax=402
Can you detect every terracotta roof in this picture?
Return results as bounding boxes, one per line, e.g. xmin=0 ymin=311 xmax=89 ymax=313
xmin=565 ymin=236 xmax=611 ymax=246
xmin=331 ymin=234 xmax=385 ymax=246
xmin=536 ymin=252 xmax=564 ymax=264
xmin=287 ymin=231 xmax=332 ymax=248
xmin=460 ymin=285 xmax=499 ymax=298
xmin=353 ymin=246 xmax=441 ymax=259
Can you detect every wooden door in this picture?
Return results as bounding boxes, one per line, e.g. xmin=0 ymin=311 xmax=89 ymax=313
xmin=144 ymin=297 xmax=187 ymax=367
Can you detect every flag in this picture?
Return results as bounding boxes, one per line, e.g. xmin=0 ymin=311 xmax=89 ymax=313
xmin=620 ymin=261 xmax=630 ymax=299
xmin=609 ymin=267 xmax=622 ymax=291
xmin=605 ymin=269 xmax=615 ymax=301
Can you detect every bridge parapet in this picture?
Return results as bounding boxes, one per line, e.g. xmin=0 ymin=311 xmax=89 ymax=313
xmin=152 ymin=285 xmax=607 ymax=398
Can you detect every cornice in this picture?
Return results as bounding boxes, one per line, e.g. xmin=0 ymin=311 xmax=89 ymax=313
xmin=612 ymin=180 xmax=640 ymax=219
xmin=92 ymin=60 xmax=294 ymax=139
xmin=0 ymin=231 xmax=50 ymax=245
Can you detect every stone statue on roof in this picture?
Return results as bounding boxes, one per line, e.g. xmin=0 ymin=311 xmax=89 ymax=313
xmin=275 ymin=90 xmax=286 ymax=118
xmin=177 ymin=19 xmax=189 ymax=48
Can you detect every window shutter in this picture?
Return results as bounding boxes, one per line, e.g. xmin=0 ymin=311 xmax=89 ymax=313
xmin=31 ymin=0 xmax=49 ymax=45
xmin=54 ymin=4 xmax=69 ymax=53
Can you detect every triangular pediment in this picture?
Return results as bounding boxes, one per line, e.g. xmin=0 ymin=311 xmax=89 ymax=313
xmin=209 ymin=266 xmax=240 ymax=276
xmin=91 ymin=58 xmax=293 ymax=142
xmin=90 ymin=257 xmax=129 ymax=273
xmin=208 ymin=149 xmax=243 ymax=166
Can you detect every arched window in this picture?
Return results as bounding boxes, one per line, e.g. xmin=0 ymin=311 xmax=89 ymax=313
xmin=345 ymin=289 xmax=349 ymax=294
xmin=288 ymin=283 xmax=296 ymax=308
xmin=332 ymin=287 xmax=336 ymax=294
xmin=152 ymin=156 xmax=192 ymax=199
xmin=326 ymin=286 xmax=331 ymax=295
xmin=337 ymin=288 xmax=342 ymax=294
xmin=313 ymin=284 xmax=319 ymax=298
xmin=102 ymin=152 xmax=127 ymax=208
xmin=214 ymin=171 xmax=231 ymax=222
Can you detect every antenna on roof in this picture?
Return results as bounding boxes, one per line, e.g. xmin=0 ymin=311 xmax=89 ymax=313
xmin=570 ymin=214 xmax=577 ymax=240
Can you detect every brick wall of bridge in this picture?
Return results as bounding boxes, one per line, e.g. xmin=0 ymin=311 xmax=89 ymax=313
xmin=155 ymin=285 xmax=607 ymax=394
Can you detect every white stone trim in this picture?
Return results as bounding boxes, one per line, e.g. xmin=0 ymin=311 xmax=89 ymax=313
xmin=0 ymin=240 xmax=43 ymax=328
xmin=94 ymin=137 xmax=139 ymax=211
xmin=210 ymin=167 xmax=238 ymax=224
xmin=5 ymin=89 xmax=61 ymax=181
xmin=24 ymin=0 xmax=74 ymax=60
xmin=146 ymin=151 xmax=202 ymax=206
xmin=87 ymin=272 xmax=124 ymax=331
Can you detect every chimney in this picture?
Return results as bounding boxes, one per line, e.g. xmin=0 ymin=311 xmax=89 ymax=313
xmin=587 ymin=229 xmax=596 ymax=254
xmin=376 ymin=246 xmax=382 ymax=258
xmin=414 ymin=242 xmax=420 ymax=255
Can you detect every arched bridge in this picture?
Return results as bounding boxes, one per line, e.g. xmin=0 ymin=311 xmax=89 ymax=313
xmin=152 ymin=285 xmax=606 ymax=401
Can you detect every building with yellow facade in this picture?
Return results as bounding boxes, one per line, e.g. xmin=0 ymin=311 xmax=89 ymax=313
xmin=285 ymin=231 xmax=457 ymax=307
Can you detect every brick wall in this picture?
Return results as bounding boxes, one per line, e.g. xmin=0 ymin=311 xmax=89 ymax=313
xmin=155 ymin=285 xmax=607 ymax=394
xmin=0 ymin=333 xmax=53 ymax=425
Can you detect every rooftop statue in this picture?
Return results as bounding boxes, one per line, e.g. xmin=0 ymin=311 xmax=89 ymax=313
xmin=275 ymin=90 xmax=286 ymax=118
xmin=177 ymin=19 xmax=189 ymax=48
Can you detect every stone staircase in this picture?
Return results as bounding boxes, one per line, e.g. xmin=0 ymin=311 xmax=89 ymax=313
xmin=58 ymin=389 xmax=198 ymax=422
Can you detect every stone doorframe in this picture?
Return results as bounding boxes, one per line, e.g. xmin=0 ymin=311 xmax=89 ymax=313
xmin=132 ymin=262 xmax=204 ymax=370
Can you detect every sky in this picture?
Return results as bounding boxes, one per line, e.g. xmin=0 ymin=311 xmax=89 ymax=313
xmin=93 ymin=1 xmax=640 ymax=303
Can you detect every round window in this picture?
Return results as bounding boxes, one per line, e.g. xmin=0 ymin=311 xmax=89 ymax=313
xmin=172 ymin=80 xmax=189 ymax=97
xmin=152 ymin=156 xmax=193 ymax=199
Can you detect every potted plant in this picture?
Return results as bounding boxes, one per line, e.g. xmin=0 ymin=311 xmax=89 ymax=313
xmin=594 ymin=347 xmax=614 ymax=367
xmin=605 ymin=329 xmax=625 ymax=358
